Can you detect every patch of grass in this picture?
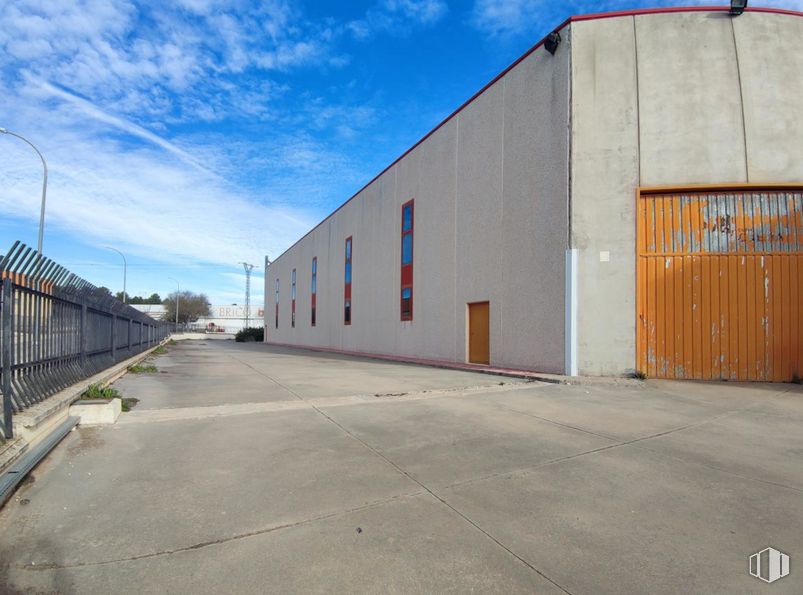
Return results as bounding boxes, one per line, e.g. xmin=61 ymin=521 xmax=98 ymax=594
xmin=152 ymin=346 xmax=168 ymax=355
xmin=121 ymin=397 xmax=140 ymax=412
xmin=81 ymin=384 xmax=139 ymax=411
xmin=82 ymin=384 xmax=139 ymax=412
xmin=82 ymin=384 xmax=121 ymax=400
xmin=129 ymin=364 xmax=158 ymax=374
xmin=167 ymin=339 xmax=177 ymax=346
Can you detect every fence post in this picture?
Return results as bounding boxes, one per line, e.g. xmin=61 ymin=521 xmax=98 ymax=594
xmin=1 ymin=281 xmax=14 ymax=438
xmin=80 ymin=303 xmax=88 ymax=371
xmin=111 ymin=314 xmax=117 ymax=362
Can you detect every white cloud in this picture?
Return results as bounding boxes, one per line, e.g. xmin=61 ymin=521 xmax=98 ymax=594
xmin=0 ymin=0 xmax=331 ymax=124
xmin=384 ymin=0 xmax=448 ymax=25
xmin=469 ymin=0 xmax=550 ymax=38
xmin=348 ymin=0 xmax=448 ymax=40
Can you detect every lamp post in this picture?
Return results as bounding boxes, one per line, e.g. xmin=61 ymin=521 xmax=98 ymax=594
xmin=0 ymin=128 xmax=48 ymax=254
xmin=168 ymin=277 xmax=180 ymax=333
xmin=105 ymin=246 xmax=127 ymax=303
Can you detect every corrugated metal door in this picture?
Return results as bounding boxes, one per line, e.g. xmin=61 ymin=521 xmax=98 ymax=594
xmin=637 ymin=188 xmax=803 ymax=381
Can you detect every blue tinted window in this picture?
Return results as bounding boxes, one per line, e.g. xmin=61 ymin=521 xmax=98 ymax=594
xmin=345 ymin=262 xmax=351 ymax=284
xmin=402 ymin=234 xmax=413 ymax=265
xmin=402 ymin=204 xmax=413 ymax=232
xmin=312 ymin=258 xmax=317 ymax=274
xmin=402 ymin=287 xmax=411 ymax=299
xmin=345 ymin=238 xmax=352 ymax=259
xmin=311 ymin=277 xmax=316 ymax=294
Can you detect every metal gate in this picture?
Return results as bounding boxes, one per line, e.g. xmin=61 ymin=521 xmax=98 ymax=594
xmin=637 ymin=187 xmax=803 ymax=381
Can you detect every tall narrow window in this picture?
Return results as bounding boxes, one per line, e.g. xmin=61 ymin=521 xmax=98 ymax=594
xmin=274 ymin=279 xmax=279 ymax=329
xmin=400 ymin=200 xmax=414 ymax=320
xmin=311 ymin=257 xmax=317 ymax=327
xmin=344 ymin=236 xmax=352 ymax=325
xmin=291 ymin=269 xmax=296 ymax=328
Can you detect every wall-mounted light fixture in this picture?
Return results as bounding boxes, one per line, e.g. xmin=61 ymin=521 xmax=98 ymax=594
xmin=730 ymin=0 xmax=747 ymax=15
xmin=545 ymin=31 xmax=561 ymax=55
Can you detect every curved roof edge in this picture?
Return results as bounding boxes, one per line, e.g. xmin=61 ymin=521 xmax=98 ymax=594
xmin=269 ymin=5 xmax=803 ymax=266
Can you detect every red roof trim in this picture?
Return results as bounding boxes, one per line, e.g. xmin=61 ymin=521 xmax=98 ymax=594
xmin=570 ymin=6 xmax=803 ymax=22
xmin=269 ymin=6 xmax=803 ymax=265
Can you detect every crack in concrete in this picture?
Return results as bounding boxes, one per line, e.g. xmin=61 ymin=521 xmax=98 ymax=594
xmin=494 ymin=404 xmax=622 ymax=442
xmin=14 ymin=490 xmax=427 ymax=572
xmin=121 ymin=382 xmax=541 ymax=425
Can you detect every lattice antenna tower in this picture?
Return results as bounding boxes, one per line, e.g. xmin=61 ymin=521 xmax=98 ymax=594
xmin=239 ymin=262 xmax=257 ymax=328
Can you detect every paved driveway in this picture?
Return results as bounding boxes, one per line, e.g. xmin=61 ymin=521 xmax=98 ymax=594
xmin=1 ymin=340 xmax=801 ymax=594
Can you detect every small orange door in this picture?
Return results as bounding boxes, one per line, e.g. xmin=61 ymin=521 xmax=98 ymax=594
xmin=468 ymin=302 xmax=490 ymax=365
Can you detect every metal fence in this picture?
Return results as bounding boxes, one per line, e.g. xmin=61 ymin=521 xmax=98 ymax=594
xmin=0 ymin=242 xmax=171 ymax=438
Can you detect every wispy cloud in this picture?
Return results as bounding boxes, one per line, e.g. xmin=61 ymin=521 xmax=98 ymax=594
xmin=469 ymin=0 xmax=548 ymax=38
xmin=28 ymin=77 xmax=213 ymax=174
xmin=348 ymin=0 xmax=448 ymax=40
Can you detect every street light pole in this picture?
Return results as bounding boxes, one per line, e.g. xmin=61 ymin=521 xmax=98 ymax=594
xmin=105 ymin=246 xmax=127 ymax=303
xmin=0 ymin=128 xmax=48 ymax=254
xmin=168 ymin=277 xmax=180 ymax=333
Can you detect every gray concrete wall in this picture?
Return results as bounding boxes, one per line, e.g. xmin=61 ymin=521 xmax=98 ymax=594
xmin=570 ymin=11 xmax=803 ymax=375
xmin=265 ymin=37 xmax=571 ymax=372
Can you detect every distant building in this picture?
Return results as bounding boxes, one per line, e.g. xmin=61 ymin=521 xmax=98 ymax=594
xmin=132 ymin=305 xmax=168 ymax=320
xmin=134 ymin=304 xmax=263 ymax=333
xmin=193 ymin=305 xmax=264 ymax=334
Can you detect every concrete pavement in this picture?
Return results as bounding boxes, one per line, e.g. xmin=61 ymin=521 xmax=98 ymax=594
xmin=0 ymin=340 xmax=801 ymax=594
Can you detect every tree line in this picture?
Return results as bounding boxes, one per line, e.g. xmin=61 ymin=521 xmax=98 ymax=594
xmin=94 ymin=287 xmax=212 ymax=324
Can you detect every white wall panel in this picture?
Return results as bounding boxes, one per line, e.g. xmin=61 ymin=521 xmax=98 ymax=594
xmin=265 ymin=38 xmax=571 ymax=371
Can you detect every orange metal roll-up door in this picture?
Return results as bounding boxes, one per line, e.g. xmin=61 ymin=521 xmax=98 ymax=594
xmin=637 ymin=188 xmax=803 ymax=382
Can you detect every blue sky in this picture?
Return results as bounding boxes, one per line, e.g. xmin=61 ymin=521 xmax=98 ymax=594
xmin=1 ymin=0 xmax=801 ymax=304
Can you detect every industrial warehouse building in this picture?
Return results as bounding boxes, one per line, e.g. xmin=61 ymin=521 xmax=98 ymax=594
xmin=264 ymin=6 xmax=803 ymax=382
